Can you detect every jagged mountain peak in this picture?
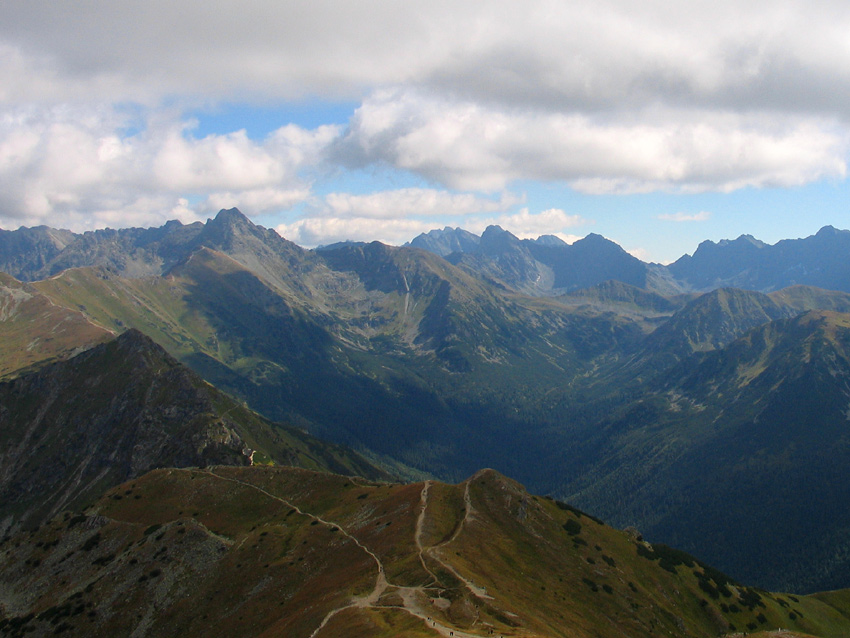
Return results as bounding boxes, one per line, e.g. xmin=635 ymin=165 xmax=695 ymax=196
xmin=533 ymin=233 xmax=568 ymax=247
xmin=479 ymin=224 xmax=523 ymax=255
xmin=815 ymin=224 xmax=848 ymax=237
xmin=211 ymin=206 xmax=250 ymax=223
xmin=716 ymin=233 xmax=766 ymax=248
xmin=407 ymin=226 xmax=481 ymax=257
xmin=198 ymin=207 xmax=264 ymax=243
xmin=582 ymin=231 xmax=607 ymax=241
xmin=686 ymin=234 xmax=767 ymax=259
xmin=480 ymin=223 xmax=509 ymax=235
xmin=572 ymin=232 xmax=630 ymax=252
xmin=420 ymin=225 xmax=461 ymax=238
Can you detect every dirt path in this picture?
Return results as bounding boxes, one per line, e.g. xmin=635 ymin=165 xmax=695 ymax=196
xmin=415 ymin=480 xmax=440 ymax=586
xmin=427 ymin=480 xmax=493 ymax=601
xmin=190 ymin=470 xmax=388 ymax=636
xmin=195 ymin=469 xmax=500 ymax=638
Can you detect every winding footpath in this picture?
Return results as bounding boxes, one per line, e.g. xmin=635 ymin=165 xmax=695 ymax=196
xmin=193 ymin=469 xmax=520 ymax=638
xmin=425 ymin=480 xmax=494 ymax=601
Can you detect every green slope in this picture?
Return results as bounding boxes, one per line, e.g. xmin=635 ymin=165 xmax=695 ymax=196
xmin=0 ymin=272 xmax=112 ymax=379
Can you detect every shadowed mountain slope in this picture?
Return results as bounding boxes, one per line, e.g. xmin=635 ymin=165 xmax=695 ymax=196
xmin=562 ymin=310 xmax=850 ymax=593
xmin=0 ymin=330 xmax=387 ymax=536
xmin=30 ymin=242 xmax=647 ymax=482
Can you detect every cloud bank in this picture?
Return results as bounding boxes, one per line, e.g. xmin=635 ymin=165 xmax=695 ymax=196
xmin=2 ymin=0 xmax=850 ymax=243
xmin=336 ymin=90 xmax=847 ymax=193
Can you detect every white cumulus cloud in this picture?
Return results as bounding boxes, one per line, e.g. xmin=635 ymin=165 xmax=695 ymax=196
xmin=337 ymin=90 xmax=849 ymax=193
xmin=3 ymin=0 xmax=850 ymax=241
xmin=658 ymin=211 xmax=712 ymax=222
xmin=276 ymin=216 xmax=439 ymax=247
xmin=0 ymin=106 xmax=338 ymax=230
xmin=316 ymin=188 xmax=524 ymax=219
xmin=5 ymin=0 xmax=850 ymax=117
xmin=277 ymin=201 xmax=588 ymax=247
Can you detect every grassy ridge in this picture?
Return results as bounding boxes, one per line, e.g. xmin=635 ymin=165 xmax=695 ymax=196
xmin=1 ymin=466 xmax=848 ymax=637
xmin=0 ymin=272 xmax=111 ymax=379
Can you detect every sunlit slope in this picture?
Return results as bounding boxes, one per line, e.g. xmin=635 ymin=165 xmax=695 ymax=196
xmin=0 ymin=272 xmax=111 ymax=379
xmin=0 ymin=466 xmax=847 ymax=638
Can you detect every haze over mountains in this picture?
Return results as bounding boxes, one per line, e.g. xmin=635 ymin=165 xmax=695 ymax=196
xmin=3 ymin=209 xmax=850 ymax=607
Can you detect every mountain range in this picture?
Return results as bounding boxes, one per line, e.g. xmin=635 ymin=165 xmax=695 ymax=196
xmin=8 ymin=213 xmax=850 ymax=295
xmin=408 ymin=223 xmax=850 ymax=296
xmin=4 ymin=209 xmax=850 ymax=606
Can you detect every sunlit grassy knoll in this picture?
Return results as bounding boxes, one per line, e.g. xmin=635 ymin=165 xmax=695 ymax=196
xmin=420 ymin=481 xmax=467 ymax=548
xmin=92 ymin=468 xmax=378 ymax=637
xmin=0 ymin=272 xmax=112 ymax=379
xmin=213 ymin=465 xmax=430 ymax=586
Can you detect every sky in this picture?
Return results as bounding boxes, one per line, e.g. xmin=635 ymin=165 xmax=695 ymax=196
xmin=2 ymin=1 xmax=850 ymax=263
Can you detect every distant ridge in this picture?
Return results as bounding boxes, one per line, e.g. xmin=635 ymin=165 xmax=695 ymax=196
xmin=407 ymin=225 xmax=480 ymax=256
xmin=668 ymin=225 xmax=850 ymax=292
xmin=408 ymin=223 xmax=850 ymax=296
xmin=4 ymin=211 xmax=850 ymax=295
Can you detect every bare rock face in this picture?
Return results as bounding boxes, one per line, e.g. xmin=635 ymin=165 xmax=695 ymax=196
xmin=0 ymin=330 xmax=253 ymax=534
xmin=0 ymin=225 xmax=77 ymax=281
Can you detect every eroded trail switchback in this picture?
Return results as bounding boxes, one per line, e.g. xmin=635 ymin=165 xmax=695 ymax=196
xmin=199 ymin=469 xmax=523 ymax=638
